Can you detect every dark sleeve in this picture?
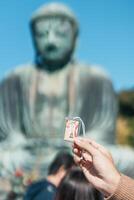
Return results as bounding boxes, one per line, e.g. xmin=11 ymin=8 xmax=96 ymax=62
xmin=23 ymin=180 xmax=45 ymax=200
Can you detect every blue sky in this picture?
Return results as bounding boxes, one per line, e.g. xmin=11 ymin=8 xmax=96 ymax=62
xmin=0 ymin=0 xmax=134 ymax=91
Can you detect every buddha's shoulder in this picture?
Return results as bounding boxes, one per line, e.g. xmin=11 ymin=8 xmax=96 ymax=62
xmin=75 ymin=62 xmax=110 ymax=80
xmin=11 ymin=63 xmax=36 ymax=76
xmin=4 ymin=63 xmax=37 ymax=79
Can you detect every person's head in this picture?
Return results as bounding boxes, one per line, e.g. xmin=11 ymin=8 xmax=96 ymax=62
xmin=47 ymin=151 xmax=75 ymax=187
xmin=55 ymin=167 xmax=103 ymax=200
xmin=30 ymin=3 xmax=79 ymax=71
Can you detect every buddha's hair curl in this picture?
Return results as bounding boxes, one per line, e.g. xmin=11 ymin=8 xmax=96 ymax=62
xmin=30 ymin=2 xmax=79 ymax=38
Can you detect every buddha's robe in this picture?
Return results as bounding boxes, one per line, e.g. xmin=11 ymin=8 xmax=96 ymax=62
xmin=1 ymin=61 xmax=133 ymax=177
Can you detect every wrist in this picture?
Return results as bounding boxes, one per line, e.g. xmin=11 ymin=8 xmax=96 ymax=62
xmin=102 ymin=173 xmax=121 ymax=198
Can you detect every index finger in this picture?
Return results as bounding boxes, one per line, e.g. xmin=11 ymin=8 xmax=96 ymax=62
xmin=74 ymin=138 xmax=98 ymax=156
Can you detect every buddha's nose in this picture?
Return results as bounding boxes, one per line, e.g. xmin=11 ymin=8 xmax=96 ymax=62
xmin=47 ymin=31 xmax=56 ymax=44
xmin=45 ymin=31 xmax=57 ymax=51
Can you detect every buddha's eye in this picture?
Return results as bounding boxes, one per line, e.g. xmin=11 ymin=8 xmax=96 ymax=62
xmin=55 ymin=30 xmax=67 ymax=37
xmin=36 ymin=30 xmax=49 ymax=38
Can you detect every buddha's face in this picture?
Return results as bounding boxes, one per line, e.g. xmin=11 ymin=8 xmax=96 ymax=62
xmin=33 ymin=17 xmax=75 ymax=69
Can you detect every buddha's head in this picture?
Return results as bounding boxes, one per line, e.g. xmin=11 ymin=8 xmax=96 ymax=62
xmin=30 ymin=3 xmax=79 ymax=72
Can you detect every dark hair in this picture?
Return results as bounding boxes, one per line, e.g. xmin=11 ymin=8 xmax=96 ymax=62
xmin=48 ymin=151 xmax=75 ymax=175
xmin=55 ymin=167 xmax=103 ymax=200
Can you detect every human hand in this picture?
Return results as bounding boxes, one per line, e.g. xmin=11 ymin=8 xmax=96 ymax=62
xmin=73 ymin=138 xmax=121 ymax=198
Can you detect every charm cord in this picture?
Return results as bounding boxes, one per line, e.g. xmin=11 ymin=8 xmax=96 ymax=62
xmin=73 ymin=117 xmax=86 ymax=136
xmin=73 ymin=117 xmax=86 ymax=163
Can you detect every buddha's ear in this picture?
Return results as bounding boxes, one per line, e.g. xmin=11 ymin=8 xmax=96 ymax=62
xmin=74 ymin=36 xmax=78 ymax=48
xmin=72 ymin=36 xmax=78 ymax=57
xmin=29 ymin=21 xmax=36 ymax=48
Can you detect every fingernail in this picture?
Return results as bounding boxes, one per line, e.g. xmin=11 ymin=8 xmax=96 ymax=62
xmin=75 ymin=137 xmax=81 ymax=143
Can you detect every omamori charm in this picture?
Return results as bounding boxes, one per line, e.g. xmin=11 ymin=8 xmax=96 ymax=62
xmin=64 ymin=118 xmax=80 ymax=142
